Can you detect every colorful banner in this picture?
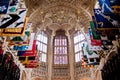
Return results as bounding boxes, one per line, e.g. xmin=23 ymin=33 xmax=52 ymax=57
xmin=7 ymin=0 xmax=18 ymax=14
xmin=94 ymin=9 xmax=120 ymax=29
xmin=17 ymin=33 xmax=36 ymax=56
xmin=88 ymin=28 xmax=102 ymax=46
xmin=99 ymin=29 xmax=119 ymax=40
xmin=0 ymin=0 xmax=26 ymax=14
xmin=0 ymin=8 xmax=28 ymax=36
xmin=13 ymin=45 xmax=29 ymax=51
xmin=98 ymin=0 xmax=120 ymax=13
xmin=18 ymin=47 xmax=38 ymax=68
xmin=8 ymin=23 xmax=32 ymax=45
xmin=110 ymin=0 xmax=120 ymax=13
xmin=0 ymin=1 xmax=9 ymax=14
xmin=82 ymin=42 xmax=99 ymax=58
xmin=0 ymin=17 xmax=28 ymax=36
xmin=90 ymin=19 xmax=101 ymax=40
xmin=10 ymin=31 xmax=30 ymax=42
xmin=25 ymin=55 xmax=39 ymax=68
xmin=19 ymin=55 xmax=39 ymax=68
xmin=25 ymin=62 xmax=38 ymax=68
xmin=86 ymin=32 xmax=102 ymax=51
xmin=17 ymin=40 xmax=36 ymax=56
xmin=0 ymin=8 xmax=27 ymax=27
xmin=81 ymin=40 xmax=100 ymax=66
xmin=18 ymin=56 xmax=36 ymax=64
xmin=98 ymin=0 xmax=113 ymax=13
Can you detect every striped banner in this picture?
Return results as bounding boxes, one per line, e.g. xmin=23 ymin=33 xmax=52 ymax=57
xmin=8 ymin=23 xmax=32 ymax=45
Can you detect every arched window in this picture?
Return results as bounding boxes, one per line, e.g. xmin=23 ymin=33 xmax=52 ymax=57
xmin=36 ymin=31 xmax=48 ymax=62
xmin=74 ymin=30 xmax=86 ymax=62
xmin=53 ymin=35 xmax=68 ymax=64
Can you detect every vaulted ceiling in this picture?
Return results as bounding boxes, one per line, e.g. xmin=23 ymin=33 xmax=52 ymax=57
xmin=25 ymin=0 xmax=97 ymax=33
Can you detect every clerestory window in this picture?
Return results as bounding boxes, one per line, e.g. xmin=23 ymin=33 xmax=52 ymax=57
xmin=36 ymin=31 xmax=48 ymax=62
xmin=74 ymin=30 xmax=86 ymax=62
xmin=53 ymin=35 xmax=68 ymax=64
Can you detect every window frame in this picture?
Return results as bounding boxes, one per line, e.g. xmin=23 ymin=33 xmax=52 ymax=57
xmin=36 ymin=31 xmax=48 ymax=63
xmin=53 ymin=35 xmax=68 ymax=65
xmin=74 ymin=30 xmax=86 ymax=62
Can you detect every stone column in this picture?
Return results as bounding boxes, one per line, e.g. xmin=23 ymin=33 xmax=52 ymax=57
xmin=66 ymin=32 xmax=75 ymax=80
xmin=47 ymin=32 xmax=54 ymax=80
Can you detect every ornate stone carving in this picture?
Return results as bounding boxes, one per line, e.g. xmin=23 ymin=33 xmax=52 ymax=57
xmin=25 ymin=0 xmax=95 ymax=32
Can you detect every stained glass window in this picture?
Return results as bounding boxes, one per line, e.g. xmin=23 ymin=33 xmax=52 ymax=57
xmin=54 ymin=35 xmax=68 ymax=64
xmin=74 ymin=31 xmax=86 ymax=62
xmin=36 ymin=31 xmax=48 ymax=62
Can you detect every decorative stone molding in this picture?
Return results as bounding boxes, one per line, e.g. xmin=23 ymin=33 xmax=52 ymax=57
xmin=25 ymin=0 xmax=95 ymax=32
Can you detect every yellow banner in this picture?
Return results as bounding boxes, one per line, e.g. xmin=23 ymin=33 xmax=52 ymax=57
xmin=0 ymin=17 xmax=28 ymax=36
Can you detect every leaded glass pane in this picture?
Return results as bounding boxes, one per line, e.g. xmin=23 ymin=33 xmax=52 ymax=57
xmin=54 ymin=35 xmax=68 ymax=64
xmin=36 ymin=31 xmax=48 ymax=62
xmin=74 ymin=30 xmax=86 ymax=62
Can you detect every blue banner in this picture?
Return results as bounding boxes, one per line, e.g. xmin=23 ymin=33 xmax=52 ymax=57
xmin=98 ymin=0 xmax=113 ymax=13
xmin=94 ymin=9 xmax=120 ymax=28
xmin=0 ymin=0 xmax=10 ymax=3
xmin=13 ymin=45 xmax=28 ymax=51
xmin=98 ymin=0 xmax=120 ymax=13
xmin=109 ymin=0 xmax=120 ymax=13
xmin=0 ymin=2 xmax=9 ymax=14
xmin=109 ymin=0 xmax=120 ymax=6
xmin=92 ymin=16 xmax=98 ymax=28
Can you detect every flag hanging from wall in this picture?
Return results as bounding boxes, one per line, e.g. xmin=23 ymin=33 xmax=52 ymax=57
xmin=98 ymin=0 xmax=120 ymax=13
xmin=15 ymin=33 xmax=35 ymax=51
xmin=86 ymin=32 xmax=102 ymax=51
xmin=17 ymin=33 xmax=36 ymax=56
xmin=94 ymin=9 xmax=120 ymax=29
xmin=17 ymin=40 xmax=36 ymax=56
xmin=25 ymin=54 xmax=39 ymax=68
xmin=89 ymin=20 xmax=101 ymax=40
xmin=7 ymin=0 xmax=18 ymax=14
xmin=8 ymin=23 xmax=32 ymax=45
xmin=18 ymin=53 xmax=39 ymax=68
xmin=81 ymin=38 xmax=100 ymax=67
xmin=0 ymin=0 xmax=10 ymax=14
xmin=88 ymin=28 xmax=102 ymax=46
xmin=98 ymin=0 xmax=113 ymax=13
xmin=98 ymin=29 xmax=120 ymax=40
xmin=0 ymin=8 xmax=28 ymax=36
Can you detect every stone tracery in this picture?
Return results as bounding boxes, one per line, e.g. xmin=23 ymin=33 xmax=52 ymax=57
xmin=25 ymin=0 xmax=96 ymax=32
